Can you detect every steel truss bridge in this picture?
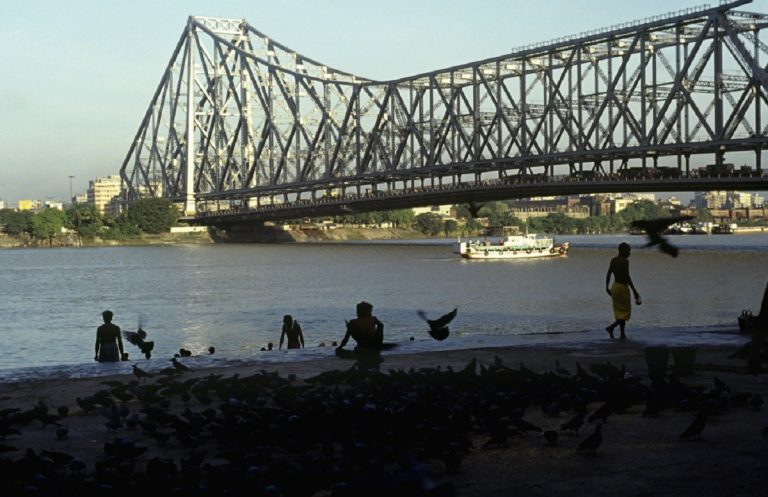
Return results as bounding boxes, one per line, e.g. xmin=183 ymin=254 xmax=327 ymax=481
xmin=120 ymin=0 xmax=768 ymax=225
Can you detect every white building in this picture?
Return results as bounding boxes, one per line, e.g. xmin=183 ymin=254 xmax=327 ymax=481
xmin=729 ymin=191 xmax=752 ymax=209
xmin=695 ymin=190 xmax=760 ymax=209
xmin=87 ymin=175 xmax=121 ymax=215
xmin=412 ymin=205 xmax=454 ymax=218
xmin=611 ymin=193 xmax=656 ymax=213
xmin=695 ymin=191 xmax=728 ymax=209
xmin=43 ymin=200 xmax=64 ymax=210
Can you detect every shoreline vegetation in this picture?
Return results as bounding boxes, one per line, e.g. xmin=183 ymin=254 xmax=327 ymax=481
xmin=2 ymin=198 xmax=767 ymax=249
xmin=0 ymin=226 xmax=431 ymax=249
xmin=0 ymin=198 xmax=768 ymax=248
xmin=1 ymin=224 xmax=766 ymax=250
xmin=0 ymin=341 xmax=765 ymax=496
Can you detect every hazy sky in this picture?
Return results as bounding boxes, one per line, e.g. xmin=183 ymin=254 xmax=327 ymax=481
xmin=1 ymin=0 xmax=767 ymax=204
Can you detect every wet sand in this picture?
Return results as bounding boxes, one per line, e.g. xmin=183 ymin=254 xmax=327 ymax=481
xmin=0 ymin=340 xmax=765 ymax=496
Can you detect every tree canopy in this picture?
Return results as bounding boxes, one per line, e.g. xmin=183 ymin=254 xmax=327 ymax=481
xmin=125 ymin=198 xmax=180 ymax=234
xmin=30 ymin=208 xmax=66 ymax=242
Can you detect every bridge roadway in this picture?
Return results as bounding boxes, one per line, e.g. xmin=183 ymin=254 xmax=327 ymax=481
xmin=185 ymin=173 xmax=768 ymax=226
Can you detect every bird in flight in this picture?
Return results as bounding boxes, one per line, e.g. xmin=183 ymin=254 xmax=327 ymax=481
xmin=630 ymin=215 xmax=694 ymax=257
xmin=123 ymin=328 xmax=155 ymax=359
xmin=416 ymin=308 xmax=458 ymax=341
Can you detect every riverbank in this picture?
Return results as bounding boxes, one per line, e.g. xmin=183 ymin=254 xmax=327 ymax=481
xmin=0 ymin=340 xmax=765 ymax=496
xmin=0 ymin=226 xmax=430 ymax=248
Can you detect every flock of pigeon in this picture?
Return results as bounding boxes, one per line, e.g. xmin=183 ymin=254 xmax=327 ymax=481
xmin=0 ymin=353 xmax=766 ymax=496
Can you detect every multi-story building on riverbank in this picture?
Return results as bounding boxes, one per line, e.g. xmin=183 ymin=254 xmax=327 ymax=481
xmin=87 ymin=175 xmax=121 ymax=215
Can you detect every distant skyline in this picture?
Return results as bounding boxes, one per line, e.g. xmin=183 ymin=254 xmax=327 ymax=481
xmin=2 ymin=0 xmax=767 ymax=205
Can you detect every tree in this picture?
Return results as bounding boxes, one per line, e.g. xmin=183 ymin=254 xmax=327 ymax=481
xmin=696 ymin=208 xmax=713 ymax=222
xmin=478 ymin=201 xmax=510 ymax=227
xmin=0 ymin=209 xmax=33 ymax=235
xmin=30 ymin=208 xmax=66 ymax=243
xmin=125 ymin=198 xmax=180 ymax=234
xmin=615 ymin=200 xmax=670 ymax=225
xmin=382 ymin=209 xmax=415 ymax=228
xmin=443 ymin=219 xmax=458 ymax=235
xmin=414 ymin=213 xmax=444 ymax=236
xmin=65 ymin=204 xmax=103 ymax=238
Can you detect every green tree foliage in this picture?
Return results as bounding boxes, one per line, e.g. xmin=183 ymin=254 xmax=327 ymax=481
xmin=0 ymin=209 xmax=33 ymax=235
xmin=381 ymin=209 xmax=415 ymax=228
xmin=443 ymin=219 xmax=458 ymax=235
xmin=336 ymin=209 xmax=415 ymax=228
xmin=30 ymin=208 xmax=66 ymax=242
xmin=477 ymin=201 xmax=509 ymax=227
xmin=125 ymin=198 xmax=179 ymax=234
xmin=65 ymin=204 xmax=103 ymax=238
xmin=0 ymin=209 xmax=32 ymax=235
xmin=414 ymin=213 xmax=444 ymax=235
xmin=455 ymin=204 xmax=475 ymax=221
xmin=614 ymin=200 xmax=670 ymax=225
xmin=101 ymin=212 xmax=142 ymax=240
xmin=695 ymin=208 xmax=713 ymax=222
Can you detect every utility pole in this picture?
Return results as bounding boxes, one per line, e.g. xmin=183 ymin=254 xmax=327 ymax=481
xmin=68 ymin=175 xmax=74 ymax=203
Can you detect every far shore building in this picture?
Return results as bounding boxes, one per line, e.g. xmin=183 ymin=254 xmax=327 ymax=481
xmin=411 ymin=205 xmax=456 ymax=218
xmin=43 ymin=200 xmax=64 ymax=210
xmin=694 ymin=190 xmax=762 ymax=210
xmin=507 ymin=195 xmax=589 ymax=220
xmin=87 ymin=175 xmax=121 ymax=216
xmin=17 ymin=199 xmax=42 ymax=211
xmin=0 ymin=199 xmax=5 ymax=209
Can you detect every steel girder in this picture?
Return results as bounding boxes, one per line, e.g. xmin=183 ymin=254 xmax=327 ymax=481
xmin=120 ymin=1 xmax=768 ymax=214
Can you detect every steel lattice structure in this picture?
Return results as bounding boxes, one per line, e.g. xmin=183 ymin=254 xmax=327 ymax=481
xmin=121 ymin=0 xmax=768 ymax=219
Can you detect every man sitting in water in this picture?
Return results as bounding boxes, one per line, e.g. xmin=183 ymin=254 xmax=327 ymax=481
xmin=338 ymin=301 xmax=384 ymax=350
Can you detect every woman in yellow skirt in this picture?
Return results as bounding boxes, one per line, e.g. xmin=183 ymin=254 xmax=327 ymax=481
xmin=605 ymin=243 xmax=641 ymax=339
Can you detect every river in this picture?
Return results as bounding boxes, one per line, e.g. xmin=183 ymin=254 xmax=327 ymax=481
xmin=0 ymin=233 xmax=765 ymax=381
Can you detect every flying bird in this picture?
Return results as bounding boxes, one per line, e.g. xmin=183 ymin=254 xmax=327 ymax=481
xmin=123 ymin=328 xmax=155 ymax=359
xmin=416 ymin=308 xmax=458 ymax=341
xmin=630 ymin=215 xmax=694 ymax=257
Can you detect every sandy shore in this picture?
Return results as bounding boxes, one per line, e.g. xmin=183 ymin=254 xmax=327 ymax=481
xmin=0 ymin=340 xmax=765 ymax=496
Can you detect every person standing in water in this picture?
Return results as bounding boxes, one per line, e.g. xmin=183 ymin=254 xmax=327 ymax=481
xmin=95 ymin=310 xmax=125 ymax=362
xmin=605 ymin=243 xmax=641 ymax=340
xmin=279 ymin=315 xmax=305 ymax=350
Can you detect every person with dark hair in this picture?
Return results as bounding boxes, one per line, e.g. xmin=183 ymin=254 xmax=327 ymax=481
xmin=279 ymin=314 xmax=305 ymax=350
xmin=338 ymin=301 xmax=384 ymax=350
xmin=95 ymin=310 xmax=125 ymax=362
xmin=605 ymin=243 xmax=641 ymax=339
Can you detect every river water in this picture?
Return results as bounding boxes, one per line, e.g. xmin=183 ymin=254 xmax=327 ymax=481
xmin=0 ymin=234 xmax=766 ymax=381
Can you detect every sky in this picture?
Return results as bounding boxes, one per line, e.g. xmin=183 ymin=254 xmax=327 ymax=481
xmin=2 ymin=0 xmax=767 ymax=205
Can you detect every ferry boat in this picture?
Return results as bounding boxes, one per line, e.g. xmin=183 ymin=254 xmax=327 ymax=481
xmin=454 ymin=233 xmax=569 ymax=260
